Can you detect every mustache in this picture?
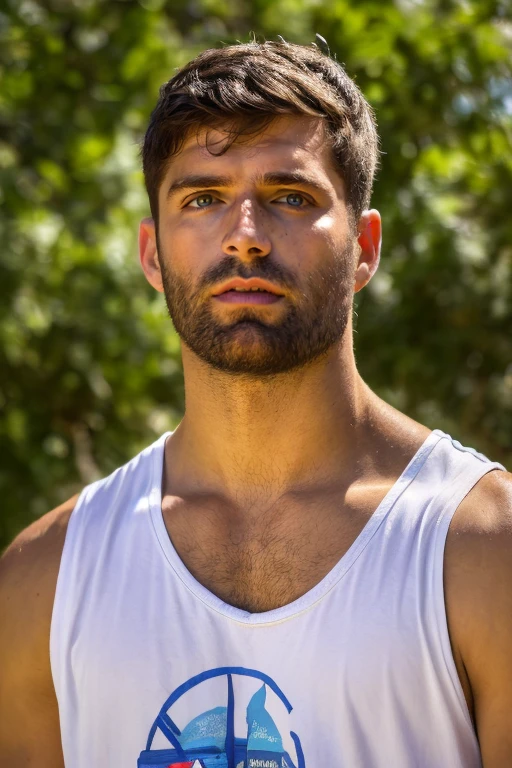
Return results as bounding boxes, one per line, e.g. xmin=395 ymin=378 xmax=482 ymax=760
xmin=197 ymin=255 xmax=298 ymax=293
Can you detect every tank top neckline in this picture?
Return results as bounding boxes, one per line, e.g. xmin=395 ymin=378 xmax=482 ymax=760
xmin=148 ymin=428 xmax=446 ymax=625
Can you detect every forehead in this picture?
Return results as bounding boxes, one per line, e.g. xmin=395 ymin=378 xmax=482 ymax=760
xmin=164 ymin=116 xmax=343 ymax=191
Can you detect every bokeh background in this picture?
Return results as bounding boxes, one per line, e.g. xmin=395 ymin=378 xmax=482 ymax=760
xmin=1 ymin=0 xmax=511 ymax=550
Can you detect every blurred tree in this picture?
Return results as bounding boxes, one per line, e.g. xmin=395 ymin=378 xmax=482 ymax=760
xmin=0 ymin=0 xmax=511 ymax=548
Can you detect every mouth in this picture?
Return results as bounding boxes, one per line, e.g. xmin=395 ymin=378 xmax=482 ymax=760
xmin=213 ymin=290 xmax=283 ymax=305
xmin=212 ymin=278 xmax=285 ymax=306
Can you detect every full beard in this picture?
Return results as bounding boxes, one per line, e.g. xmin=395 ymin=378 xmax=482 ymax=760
xmin=158 ymin=243 xmax=355 ymax=377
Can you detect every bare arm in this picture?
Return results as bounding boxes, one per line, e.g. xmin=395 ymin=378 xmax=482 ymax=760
xmin=0 ymin=496 xmax=77 ymax=767
xmin=445 ymin=470 xmax=512 ymax=767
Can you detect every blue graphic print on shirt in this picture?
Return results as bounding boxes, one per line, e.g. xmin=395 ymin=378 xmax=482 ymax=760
xmin=137 ymin=667 xmax=305 ymax=768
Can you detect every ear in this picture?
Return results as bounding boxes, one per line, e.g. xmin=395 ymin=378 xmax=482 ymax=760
xmin=139 ymin=217 xmax=164 ymax=293
xmin=354 ymin=209 xmax=381 ymax=293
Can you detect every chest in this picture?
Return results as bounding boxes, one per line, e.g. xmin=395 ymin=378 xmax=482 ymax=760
xmin=160 ymin=488 xmax=386 ymax=613
xmin=59 ymin=507 xmax=479 ymax=768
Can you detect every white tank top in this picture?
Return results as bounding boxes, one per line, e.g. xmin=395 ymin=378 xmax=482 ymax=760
xmin=50 ymin=429 xmax=505 ymax=768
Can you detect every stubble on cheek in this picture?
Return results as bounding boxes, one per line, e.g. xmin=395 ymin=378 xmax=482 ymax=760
xmin=156 ymin=235 xmax=356 ymax=376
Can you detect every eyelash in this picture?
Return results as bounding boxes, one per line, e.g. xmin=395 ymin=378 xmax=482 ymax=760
xmin=184 ymin=192 xmax=312 ymax=209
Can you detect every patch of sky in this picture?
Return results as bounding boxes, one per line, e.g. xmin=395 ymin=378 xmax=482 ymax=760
xmin=489 ymin=76 xmax=512 ymax=114
xmin=147 ymin=407 xmax=178 ymax=435
xmin=73 ymin=27 xmax=109 ymax=53
xmin=367 ymin=270 xmax=399 ymax=308
xmin=393 ymin=0 xmax=426 ymax=12
xmin=455 ymin=223 xmax=488 ymax=266
xmin=122 ymin=182 xmax=147 ymax=214
xmin=452 ymin=92 xmax=477 ymax=116
xmin=100 ymin=129 xmax=140 ymax=176
xmin=17 ymin=0 xmax=48 ymax=25
xmin=102 ymin=230 xmax=132 ymax=269
xmin=426 ymin=193 xmax=464 ymax=229
xmin=26 ymin=213 xmax=64 ymax=251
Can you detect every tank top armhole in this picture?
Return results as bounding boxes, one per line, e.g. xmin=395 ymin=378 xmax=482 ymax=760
xmin=49 ymin=483 xmax=92 ymax=701
xmin=431 ymin=459 xmax=506 ymax=736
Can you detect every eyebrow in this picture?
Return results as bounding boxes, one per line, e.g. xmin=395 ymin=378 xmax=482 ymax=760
xmin=166 ymin=174 xmax=232 ymax=200
xmin=262 ymin=171 xmax=329 ymax=195
xmin=166 ymin=171 xmax=330 ymax=201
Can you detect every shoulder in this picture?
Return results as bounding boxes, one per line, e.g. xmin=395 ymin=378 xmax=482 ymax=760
xmin=1 ymin=493 xmax=78 ymax=587
xmin=446 ymin=467 xmax=512 ymax=569
xmin=0 ymin=495 xmax=79 ymax=660
xmin=445 ymin=468 xmax=512 ymax=699
xmin=0 ymin=498 xmax=78 ymax=763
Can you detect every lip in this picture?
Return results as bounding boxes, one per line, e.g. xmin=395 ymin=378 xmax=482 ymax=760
xmin=211 ymin=277 xmax=285 ymax=297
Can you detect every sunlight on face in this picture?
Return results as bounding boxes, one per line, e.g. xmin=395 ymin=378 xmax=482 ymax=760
xmin=156 ymin=116 xmax=357 ymax=376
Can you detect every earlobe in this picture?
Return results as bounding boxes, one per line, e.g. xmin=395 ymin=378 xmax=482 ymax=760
xmin=139 ymin=217 xmax=164 ymax=293
xmin=354 ymin=262 xmax=371 ymax=288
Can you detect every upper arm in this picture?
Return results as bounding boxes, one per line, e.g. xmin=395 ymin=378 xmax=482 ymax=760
xmin=445 ymin=470 xmax=512 ymax=767
xmin=0 ymin=496 xmax=78 ymax=766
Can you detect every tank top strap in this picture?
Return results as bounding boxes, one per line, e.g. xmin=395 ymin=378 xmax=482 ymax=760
xmin=428 ymin=432 xmax=505 ymax=535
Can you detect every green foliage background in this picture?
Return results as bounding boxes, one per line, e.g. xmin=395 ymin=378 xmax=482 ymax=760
xmin=1 ymin=0 xmax=511 ymax=549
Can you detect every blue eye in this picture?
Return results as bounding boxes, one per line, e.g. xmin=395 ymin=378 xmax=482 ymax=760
xmin=190 ymin=194 xmax=214 ymax=208
xmin=285 ymin=193 xmax=304 ymax=206
xmin=275 ymin=192 xmax=308 ymax=207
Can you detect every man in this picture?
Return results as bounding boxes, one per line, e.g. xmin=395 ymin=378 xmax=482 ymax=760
xmin=1 ymin=39 xmax=511 ymax=768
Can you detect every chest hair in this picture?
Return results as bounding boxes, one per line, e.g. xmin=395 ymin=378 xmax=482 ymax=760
xmin=162 ymin=492 xmax=373 ymax=613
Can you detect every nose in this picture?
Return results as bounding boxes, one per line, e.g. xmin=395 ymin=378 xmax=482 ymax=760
xmin=221 ymin=197 xmax=272 ymax=262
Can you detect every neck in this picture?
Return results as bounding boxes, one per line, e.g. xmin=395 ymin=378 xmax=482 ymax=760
xmin=166 ymin=332 xmax=381 ymax=504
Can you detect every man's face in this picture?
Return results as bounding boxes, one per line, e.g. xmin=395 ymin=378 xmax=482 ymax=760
xmin=153 ymin=116 xmax=359 ymax=376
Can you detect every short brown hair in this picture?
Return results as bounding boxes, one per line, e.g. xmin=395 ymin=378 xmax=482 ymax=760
xmin=142 ymin=39 xmax=379 ymax=225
